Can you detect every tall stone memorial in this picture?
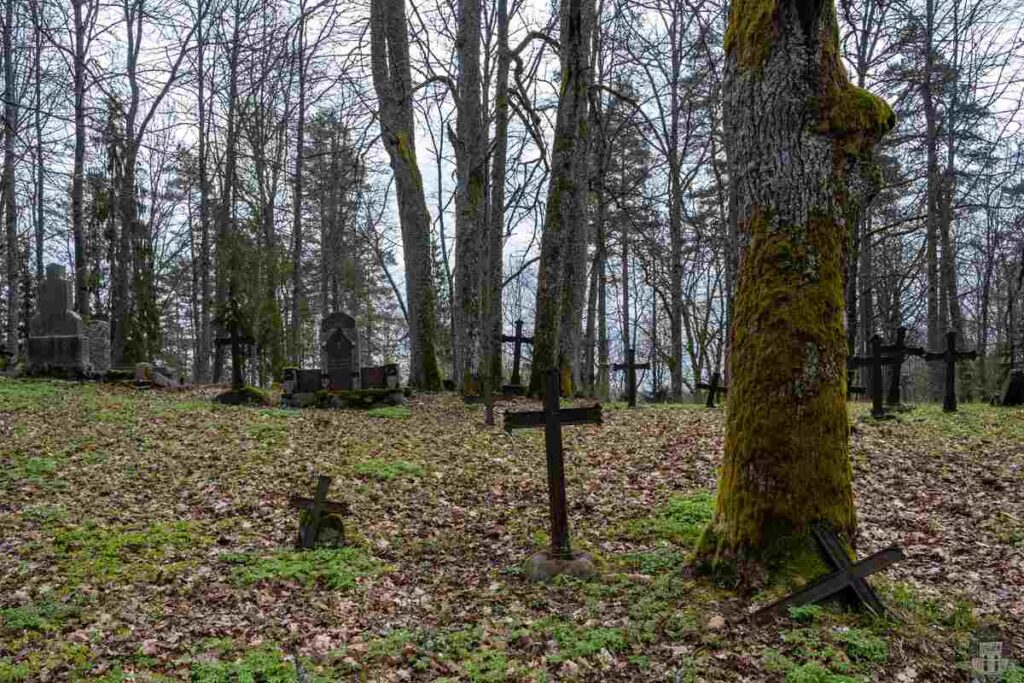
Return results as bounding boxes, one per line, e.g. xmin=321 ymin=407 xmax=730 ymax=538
xmin=28 ymin=264 xmax=90 ymax=375
xmin=320 ymin=312 xmax=360 ymax=390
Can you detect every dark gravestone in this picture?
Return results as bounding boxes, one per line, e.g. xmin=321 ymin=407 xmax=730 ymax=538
xmin=505 ymin=370 xmax=602 ymax=580
xmin=880 ymin=327 xmax=924 ymax=406
xmin=613 ymin=348 xmax=650 ymax=408
xmin=28 ymin=264 xmax=90 ymax=374
xmin=288 ymin=475 xmax=351 ymax=549
xmin=297 ymin=369 xmax=323 ymax=394
xmin=215 ymin=328 xmax=255 ymax=391
xmin=361 ymin=365 xmax=387 ymax=389
xmin=999 ymin=370 xmax=1024 ymax=406
xmin=754 ymin=523 xmax=904 ymax=620
xmin=321 ymin=312 xmax=360 ymax=390
xmin=924 ymin=330 xmax=978 ymax=412
xmin=501 ymin=320 xmax=533 ymax=394
xmin=696 ymin=372 xmax=728 ymax=408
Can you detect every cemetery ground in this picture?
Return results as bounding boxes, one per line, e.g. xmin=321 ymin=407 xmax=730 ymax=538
xmin=0 ymin=382 xmax=1022 ymax=682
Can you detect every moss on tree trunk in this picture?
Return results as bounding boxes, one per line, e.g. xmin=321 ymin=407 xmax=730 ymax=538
xmin=698 ymin=0 xmax=893 ymax=585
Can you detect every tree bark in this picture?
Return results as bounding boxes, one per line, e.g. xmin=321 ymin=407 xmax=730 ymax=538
xmin=699 ymin=0 xmax=894 ymax=577
xmin=291 ymin=0 xmax=308 ymax=367
xmin=453 ymin=0 xmax=486 ymax=392
xmin=3 ymin=0 xmax=18 ymax=352
xmin=528 ymin=0 xmax=594 ymax=397
xmin=369 ymin=0 xmax=442 ymax=389
xmin=71 ymin=0 xmax=89 ymax=317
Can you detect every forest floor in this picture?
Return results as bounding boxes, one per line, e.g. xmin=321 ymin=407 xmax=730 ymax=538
xmin=0 ymin=379 xmax=1022 ymax=682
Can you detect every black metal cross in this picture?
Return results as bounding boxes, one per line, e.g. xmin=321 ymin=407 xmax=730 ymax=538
xmin=924 ymin=330 xmax=978 ymax=412
xmin=501 ymin=320 xmax=534 ymax=392
xmin=696 ymin=371 xmax=728 ymax=408
xmin=613 ymin=348 xmax=650 ymax=408
xmin=754 ymin=523 xmax=904 ymax=620
xmin=880 ymin=327 xmax=925 ymax=407
xmin=288 ymin=475 xmax=351 ymax=549
xmin=504 ymin=370 xmax=602 ymax=559
xmin=848 ymin=334 xmax=895 ymax=419
xmin=215 ymin=327 xmax=256 ymax=391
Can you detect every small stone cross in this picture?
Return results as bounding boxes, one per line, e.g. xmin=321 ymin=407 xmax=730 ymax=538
xmin=501 ymin=320 xmax=534 ymax=392
xmin=924 ymin=330 xmax=977 ymax=412
xmin=288 ymin=475 xmax=351 ymax=549
xmin=696 ymin=371 xmax=728 ymax=408
xmin=613 ymin=348 xmax=650 ymax=408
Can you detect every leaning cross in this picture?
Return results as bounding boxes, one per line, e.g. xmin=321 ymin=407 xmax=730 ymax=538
xmin=501 ymin=320 xmax=534 ymax=391
xmin=924 ymin=330 xmax=977 ymax=412
xmin=215 ymin=327 xmax=256 ymax=391
xmin=754 ymin=523 xmax=904 ymax=620
xmin=880 ymin=327 xmax=925 ymax=407
xmin=504 ymin=370 xmax=602 ymax=559
xmin=847 ymin=334 xmax=894 ymax=419
xmin=288 ymin=475 xmax=351 ymax=549
xmin=613 ymin=348 xmax=650 ymax=408
xmin=696 ymin=371 xmax=728 ymax=408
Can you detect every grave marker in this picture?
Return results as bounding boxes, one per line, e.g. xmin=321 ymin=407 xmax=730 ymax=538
xmin=504 ymin=370 xmax=601 ymax=579
xmin=288 ymin=475 xmax=351 ymax=549
xmin=924 ymin=330 xmax=977 ymax=412
xmin=321 ymin=312 xmax=360 ymax=390
xmin=696 ymin=371 xmax=728 ymax=408
xmin=880 ymin=327 xmax=924 ymax=406
xmin=847 ymin=335 xmax=894 ymax=419
xmin=215 ymin=326 xmax=255 ymax=391
xmin=27 ymin=264 xmax=90 ymax=375
xmin=754 ymin=523 xmax=904 ymax=620
xmin=613 ymin=348 xmax=650 ymax=408
xmin=501 ymin=320 xmax=533 ymax=394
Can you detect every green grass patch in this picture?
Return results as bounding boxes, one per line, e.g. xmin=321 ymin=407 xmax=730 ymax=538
xmin=189 ymin=644 xmax=329 ymax=682
xmin=529 ymin=618 xmax=627 ymax=664
xmin=223 ymin=547 xmax=380 ymax=590
xmin=0 ymin=657 xmax=29 ymax=683
xmin=53 ymin=520 xmax=205 ymax=586
xmin=621 ymin=490 xmax=715 ymax=546
xmin=1 ymin=599 xmax=80 ymax=633
xmin=354 ymin=458 xmax=424 ymax=481
xmin=366 ymin=405 xmax=412 ymax=419
xmin=0 ymin=380 xmax=60 ymax=411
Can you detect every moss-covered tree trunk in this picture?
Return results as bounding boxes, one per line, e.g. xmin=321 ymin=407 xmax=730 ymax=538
xmin=528 ymin=0 xmax=594 ymax=397
xmin=370 ymin=0 xmax=442 ymax=390
xmin=698 ymin=0 xmax=893 ymax=579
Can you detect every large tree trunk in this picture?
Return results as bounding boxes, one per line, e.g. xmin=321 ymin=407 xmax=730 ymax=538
xmin=699 ymin=0 xmax=894 ymax=577
xmin=452 ymin=0 xmax=486 ymax=392
xmin=195 ymin=1 xmax=212 ymax=383
xmin=71 ymin=0 xmax=89 ymax=317
xmin=3 ymin=0 xmax=18 ymax=352
xmin=369 ymin=0 xmax=442 ymax=389
xmin=291 ymin=0 xmax=307 ymax=367
xmin=667 ymin=8 xmax=684 ymax=402
xmin=482 ymin=0 xmax=511 ymax=394
xmin=528 ymin=0 xmax=594 ymax=396
xmin=922 ymin=0 xmax=944 ymax=401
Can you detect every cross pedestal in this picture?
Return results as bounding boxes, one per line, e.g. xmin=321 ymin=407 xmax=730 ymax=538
xmin=505 ymin=370 xmax=601 ymax=581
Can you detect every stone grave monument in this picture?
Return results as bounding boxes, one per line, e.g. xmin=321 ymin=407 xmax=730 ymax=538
xmin=28 ymin=264 xmax=90 ymax=375
xmin=321 ymin=311 xmax=360 ymax=390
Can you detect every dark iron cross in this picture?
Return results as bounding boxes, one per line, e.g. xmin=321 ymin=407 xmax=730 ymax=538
xmin=924 ymin=330 xmax=978 ymax=412
xmin=880 ymin=327 xmax=925 ymax=407
xmin=696 ymin=371 xmax=728 ymax=408
xmin=215 ymin=327 xmax=256 ymax=391
xmin=288 ymin=475 xmax=351 ymax=549
xmin=755 ymin=523 xmax=904 ymax=620
xmin=501 ymin=320 xmax=534 ymax=390
xmin=504 ymin=370 xmax=602 ymax=559
xmin=848 ymin=334 xmax=894 ymax=419
xmin=613 ymin=348 xmax=650 ymax=408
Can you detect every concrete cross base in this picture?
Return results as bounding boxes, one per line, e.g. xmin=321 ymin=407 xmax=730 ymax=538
xmin=523 ymin=551 xmax=598 ymax=582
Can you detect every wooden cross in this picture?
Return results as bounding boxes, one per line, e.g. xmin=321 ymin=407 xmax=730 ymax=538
xmin=504 ymin=370 xmax=602 ymax=559
xmin=754 ymin=523 xmax=904 ymax=620
xmin=215 ymin=327 xmax=256 ymax=391
xmin=880 ymin=327 xmax=925 ymax=407
xmin=288 ymin=475 xmax=351 ymax=549
xmin=696 ymin=371 xmax=728 ymax=408
xmin=501 ymin=320 xmax=534 ymax=390
xmin=848 ymin=334 xmax=896 ymax=419
xmin=924 ymin=330 xmax=978 ymax=412
xmin=612 ymin=348 xmax=650 ymax=408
